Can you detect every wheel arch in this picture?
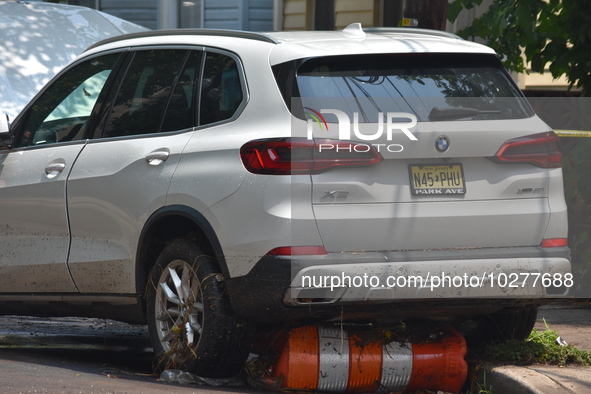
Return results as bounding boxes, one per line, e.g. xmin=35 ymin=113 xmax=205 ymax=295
xmin=135 ymin=205 xmax=228 ymax=297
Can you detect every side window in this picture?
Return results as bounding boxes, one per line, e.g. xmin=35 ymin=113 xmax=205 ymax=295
xmin=200 ymin=53 xmax=243 ymax=126
xmin=104 ymin=49 xmax=188 ymax=138
xmin=161 ymin=51 xmax=202 ymax=133
xmin=17 ymin=53 xmax=121 ymax=148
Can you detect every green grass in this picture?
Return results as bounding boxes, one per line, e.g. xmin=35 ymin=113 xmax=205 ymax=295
xmin=469 ymin=372 xmax=493 ymax=394
xmin=464 ymin=321 xmax=591 ymax=393
xmin=480 ymin=319 xmax=591 ymax=366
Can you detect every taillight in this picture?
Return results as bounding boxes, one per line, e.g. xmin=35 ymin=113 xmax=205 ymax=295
xmin=492 ymin=131 xmax=561 ymax=168
xmin=541 ymin=238 xmax=568 ymax=248
xmin=240 ymin=138 xmax=382 ymax=175
xmin=267 ymin=246 xmax=328 ymax=255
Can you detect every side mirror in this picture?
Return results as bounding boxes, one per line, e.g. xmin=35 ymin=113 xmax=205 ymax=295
xmin=0 ymin=114 xmax=13 ymax=150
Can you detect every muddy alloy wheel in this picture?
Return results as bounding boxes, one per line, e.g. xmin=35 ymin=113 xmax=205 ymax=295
xmin=154 ymin=259 xmax=203 ymax=357
xmin=147 ymin=239 xmax=250 ymax=378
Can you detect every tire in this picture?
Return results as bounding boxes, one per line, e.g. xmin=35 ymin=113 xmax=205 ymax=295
xmin=464 ymin=307 xmax=539 ymax=344
xmin=146 ymin=239 xmax=250 ymax=378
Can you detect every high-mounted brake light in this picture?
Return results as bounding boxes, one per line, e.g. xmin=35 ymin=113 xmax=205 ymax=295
xmin=240 ymin=138 xmax=383 ymax=175
xmin=492 ymin=131 xmax=562 ymax=168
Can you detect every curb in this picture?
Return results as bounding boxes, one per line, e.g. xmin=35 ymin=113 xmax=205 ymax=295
xmin=478 ymin=364 xmax=581 ymax=394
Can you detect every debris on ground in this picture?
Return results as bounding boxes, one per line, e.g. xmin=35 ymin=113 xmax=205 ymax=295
xmin=159 ymin=369 xmax=246 ymax=387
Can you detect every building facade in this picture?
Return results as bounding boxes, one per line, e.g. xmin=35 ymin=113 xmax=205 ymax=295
xmin=67 ymin=0 xmax=274 ymax=31
xmin=35 ymin=0 xmax=570 ymax=91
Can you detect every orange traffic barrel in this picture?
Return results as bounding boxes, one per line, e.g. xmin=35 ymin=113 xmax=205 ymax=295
xmin=272 ymin=325 xmax=467 ymax=393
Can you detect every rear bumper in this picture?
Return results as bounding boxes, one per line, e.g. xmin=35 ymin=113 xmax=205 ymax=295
xmin=225 ymin=246 xmax=570 ymax=322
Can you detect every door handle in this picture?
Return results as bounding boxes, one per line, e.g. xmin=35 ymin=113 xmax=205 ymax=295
xmin=44 ymin=162 xmax=66 ymax=176
xmin=145 ymin=149 xmax=170 ymax=166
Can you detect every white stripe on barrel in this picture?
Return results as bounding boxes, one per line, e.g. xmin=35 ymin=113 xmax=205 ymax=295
xmin=379 ymin=341 xmax=413 ymax=392
xmin=318 ymin=326 xmax=349 ymax=392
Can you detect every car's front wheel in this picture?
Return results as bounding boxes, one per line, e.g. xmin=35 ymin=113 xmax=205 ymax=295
xmin=146 ymin=239 xmax=250 ymax=378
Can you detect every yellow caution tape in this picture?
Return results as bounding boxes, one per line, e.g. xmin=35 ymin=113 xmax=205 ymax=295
xmin=554 ymin=130 xmax=591 ymax=137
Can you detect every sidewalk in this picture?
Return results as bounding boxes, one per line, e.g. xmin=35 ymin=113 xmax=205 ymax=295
xmin=479 ymin=303 xmax=591 ymax=393
xmin=481 ymin=364 xmax=591 ymax=393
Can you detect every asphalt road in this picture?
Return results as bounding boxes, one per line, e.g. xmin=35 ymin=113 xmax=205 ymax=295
xmin=0 ymin=316 xmax=254 ymax=394
xmin=0 ymin=302 xmax=588 ymax=394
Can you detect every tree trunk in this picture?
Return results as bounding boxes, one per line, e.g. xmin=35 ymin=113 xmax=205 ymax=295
xmin=404 ymin=0 xmax=449 ymax=30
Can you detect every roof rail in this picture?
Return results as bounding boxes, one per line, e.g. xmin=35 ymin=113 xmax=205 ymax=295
xmin=86 ymin=28 xmax=279 ymax=51
xmin=363 ymin=27 xmax=461 ymax=40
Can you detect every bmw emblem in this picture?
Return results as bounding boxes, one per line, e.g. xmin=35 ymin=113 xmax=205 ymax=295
xmin=435 ymin=135 xmax=450 ymax=153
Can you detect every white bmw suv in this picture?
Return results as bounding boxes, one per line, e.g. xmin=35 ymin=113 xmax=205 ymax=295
xmin=0 ymin=24 xmax=570 ymax=377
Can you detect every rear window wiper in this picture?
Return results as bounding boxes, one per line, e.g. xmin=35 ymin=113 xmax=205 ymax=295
xmin=428 ymin=106 xmax=501 ymax=121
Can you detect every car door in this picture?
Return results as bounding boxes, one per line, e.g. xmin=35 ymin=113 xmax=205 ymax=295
xmin=0 ymin=52 xmax=122 ymax=292
xmin=65 ymin=48 xmax=201 ymax=293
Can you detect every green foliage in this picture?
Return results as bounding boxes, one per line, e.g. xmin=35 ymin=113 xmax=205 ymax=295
xmin=482 ymin=320 xmax=591 ymax=366
xmin=448 ymin=0 xmax=484 ymax=23
xmin=448 ymin=0 xmax=591 ymax=95
xmin=449 ymin=0 xmax=591 ymax=275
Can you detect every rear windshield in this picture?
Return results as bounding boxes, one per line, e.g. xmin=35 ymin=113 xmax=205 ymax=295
xmin=274 ymin=53 xmax=533 ymax=122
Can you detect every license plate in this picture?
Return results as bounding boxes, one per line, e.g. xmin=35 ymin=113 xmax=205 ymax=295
xmin=409 ymin=164 xmax=466 ymax=195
